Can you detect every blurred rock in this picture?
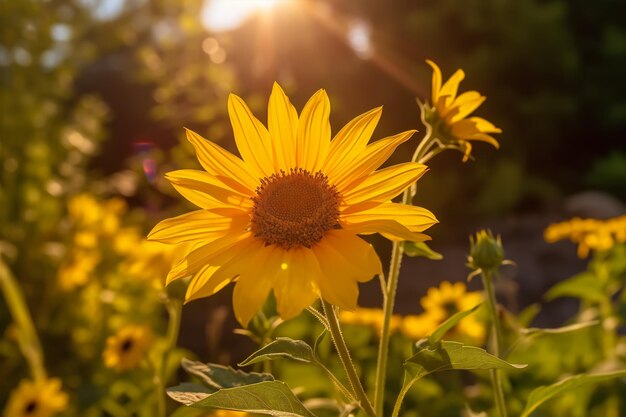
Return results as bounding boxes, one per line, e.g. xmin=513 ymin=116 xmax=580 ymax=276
xmin=564 ymin=191 xmax=626 ymax=219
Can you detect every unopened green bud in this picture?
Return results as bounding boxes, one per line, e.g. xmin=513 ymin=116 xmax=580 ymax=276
xmin=468 ymin=230 xmax=504 ymax=272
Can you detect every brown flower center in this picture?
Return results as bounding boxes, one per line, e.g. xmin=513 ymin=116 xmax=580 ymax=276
xmin=121 ymin=338 xmax=134 ymax=352
xmin=251 ymin=169 xmax=340 ymax=249
xmin=24 ymin=401 xmax=38 ymax=414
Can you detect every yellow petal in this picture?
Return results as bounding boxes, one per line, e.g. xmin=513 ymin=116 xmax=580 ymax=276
xmin=312 ymin=243 xmax=360 ymax=311
xmin=440 ymin=68 xmax=465 ymax=104
xmin=268 ymin=82 xmax=299 ymax=170
xmin=450 ymin=119 xmax=480 ymax=138
xmin=232 ymin=244 xmax=277 ymax=326
xmin=426 ymin=59 xmax=442 ymax=104
xmin=323 ymin=106 xmax=382 ymax=177
xmin=468 ymin=117 xmax=502 ymax=134
xmin=320 ymin=230 xmax=382 ymax=281
xmin=228 ymin=93 xmax=274 ymax=177
xmin=341 ymin=202 xmax=438 ymax=233
xmin=341 ymin=218 xmax=431 ymax=242
xmin=166 ymin=232 xmax=253 ymax=284
xmin=448 ymin=95 xmax=486 ymax=123
xmin=330 ymin=130 xmax=416 ymax=191
xmin=185 ymin=264 xmax=229 ymax=302
xmin=341 ymin=162 xmax=427 ymax=205
xmin=185 ymin=128 xmax=259 ymax=193
xmin=296 ymin=89 xmax=331 ymax=171
xmin=272 ymin=247 xmax=319 ymax=320
xmin=165 ymin=170 xmax=253 ymax=209
xmin=468 ymin=133 xmax=500 ymax=148
xmin=148 ymin=210 xmax=249 ymax=244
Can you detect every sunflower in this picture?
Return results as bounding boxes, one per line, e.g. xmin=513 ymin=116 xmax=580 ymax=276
xmin=339 ymin=307 xmax=403 ymax=335
xmin=148 ymin=83 xmax=437 ymax=326
xmin=103 ymin=325 xmax=153 ymax=371
xmin=419 ymin=281 xmax=484 ymax=341
xmin=544 ymin=215 xmax=626 ymax=258
xmin=3 ymin=378 xmax=68 ymax=417
xmin=423 ymin=60 xmax=501 ymax=161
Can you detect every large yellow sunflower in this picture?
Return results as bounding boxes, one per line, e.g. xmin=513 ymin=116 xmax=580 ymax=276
xmin=424 ymin=60 xmax=501 ymax=161
xmin=148 ymin=83 xmax=437 ymax=326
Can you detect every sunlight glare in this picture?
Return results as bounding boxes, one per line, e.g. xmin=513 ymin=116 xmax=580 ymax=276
xmin=201 ymin=0 xmax=289 ymax=32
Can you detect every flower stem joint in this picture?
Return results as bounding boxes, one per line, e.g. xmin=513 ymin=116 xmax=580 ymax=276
xmin=468 ymin=230 xmax=504 ymax=273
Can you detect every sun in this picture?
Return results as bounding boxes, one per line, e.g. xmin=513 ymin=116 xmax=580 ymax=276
xmin=201 ymin=0 xmax=291 ymax=32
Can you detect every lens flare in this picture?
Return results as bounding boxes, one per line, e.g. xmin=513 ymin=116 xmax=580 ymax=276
xmin=201 ymin=0 xmax=289 ymax=32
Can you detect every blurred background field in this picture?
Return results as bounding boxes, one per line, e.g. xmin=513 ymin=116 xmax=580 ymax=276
xmin=1 ymin=0 xmax=625 ymax=414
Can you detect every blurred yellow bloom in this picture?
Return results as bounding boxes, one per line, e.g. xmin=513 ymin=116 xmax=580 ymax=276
xmin=414 ymin=281 xmax=485 ymax=342
xmin=113 ymin=227 xmax=143 ymax=255
xmin=544 ymin=215 xmax=626 ymax=258
xmin=3 ymin=378 xmax=68 ymax=417
xmin=122 ymin=239 xmax=188 ymax=288
xmin=103 ymin=325 xmax=153 ymax=371
xmin=339 ymin=307 xmax=402 ymax=334
xmin=401 ymin=313 xmax=440 ymax=340
xmin=149 ymin=83 xmax=437 ymax=326
xmin=424 ymin=60 xmax=501 ymax=161
xmin=57 ymin=251 xmax=100 ymax=291
xmin=67 ymin=193 xmax=125 ymax=236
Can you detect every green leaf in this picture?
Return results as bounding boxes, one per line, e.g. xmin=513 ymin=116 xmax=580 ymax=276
xmin=189 ymin=381 xmax=316 ymax=417
xmin=405 ymin=341 xmax=525 ymax=382
xmin=404 ymin=241 xmax=443 ymax=260
xmin=520 ymin=370 xmax=626 ymax=417
xmin=167 ymin=383 xmax=214 ymax=405
xmin=239 ymin=337 xmax=315 ymax=366
xmin=520 ymin=321 xmax=599 ymax=337
xmin=545 ymin=272 xmax=607 ymax=302
xmin=181 ymin=358 xmax=273 ymax=390
xmin=428 ymin=304 xmax=482 ymax=345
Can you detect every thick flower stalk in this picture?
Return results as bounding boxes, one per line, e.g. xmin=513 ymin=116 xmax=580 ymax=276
xmin=148 ymin=83 xmax=437 ymax=326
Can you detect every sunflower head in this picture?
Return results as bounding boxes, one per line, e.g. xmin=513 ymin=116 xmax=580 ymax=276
xmin=468 ymin=229 xmax=504 ymax=272
xmin=3 ymin=378 xmax=68 ymax=417
xmin=103 ymin=325 xmax=153 ymax=372
xmin=148 ymin=83 xmax=438 ymax=326
xmin=422 ymin=60 xmax=501 ymax=161
xmin=417 ymin=281 xmax=484 ymax=342
xmin=544 ymin=215 xmax=626 ymax=258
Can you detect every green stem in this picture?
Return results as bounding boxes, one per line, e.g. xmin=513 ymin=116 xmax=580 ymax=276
xmin=391 ymin=382 xmax=411 ymax=417
xmin=156 ymin=299 xmax=182 ymax=417
xmin=373 ymin=131 xmax=435 ymax=416
xmin=321 ymin=299 xmax=377 ymax=417
xmin=481 ymin=271 xmax=507 ymax=417
xmin=0 ymin=257 xmax=47 ymax=382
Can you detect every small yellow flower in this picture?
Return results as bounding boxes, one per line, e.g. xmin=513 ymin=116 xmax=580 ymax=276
xmin=401 ymin=313 xmax=440 ymax=340
xmin=122 ymin=239 xmax=189 ymax=289
xmin=103 ymin=325 xmax=153 ymax=371
xmin=544 ymin=215 xmax=626 ymax=258
xmin=418 ymin=281 xmax=485 ymax=342
xmin=57 ymin=251 xmax=100 ymax=291
xmin=67 ymin=194 xmax=126 ymax=236
xmin=339 ymin=307 xmax=402 ymax=335
xmin=3 ymin=378 xmax=68 ymax=417
xmin=149 ymin=83 xmax=437 ymax=326
xmin=424 ymin=60 xmax=501 ymax=161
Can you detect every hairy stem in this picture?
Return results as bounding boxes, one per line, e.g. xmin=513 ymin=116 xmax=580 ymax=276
xmin=373 ymin=131 xmax=435 ymax=415
xmin=481 ymin=271 xmax=507 ymax=417
xmin=321 ymin=299 xmax=377 ymax=417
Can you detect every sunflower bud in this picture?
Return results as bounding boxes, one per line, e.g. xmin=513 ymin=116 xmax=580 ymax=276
xmin=468 ymin=230 xmax=504 ymax=272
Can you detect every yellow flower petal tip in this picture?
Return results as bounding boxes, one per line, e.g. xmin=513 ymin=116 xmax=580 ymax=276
xmin=149 ymin=84 xmax=436 ymax=326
